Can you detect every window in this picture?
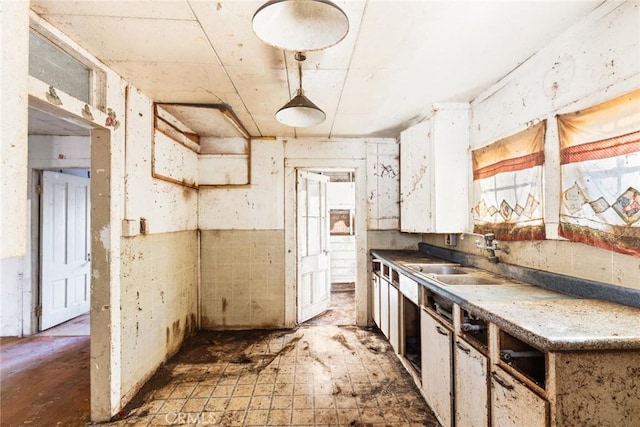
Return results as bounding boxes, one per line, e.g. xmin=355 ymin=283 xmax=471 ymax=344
xmin=29 ymin=30 xmax=91 ymax=104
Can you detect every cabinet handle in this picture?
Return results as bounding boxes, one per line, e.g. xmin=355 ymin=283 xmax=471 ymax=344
xmin=455 ymin=341 xmax=471 ymax=354
xmin=491 ymin=371 xmax=514 ymax=391
xmin=435 ymin=326 xmax=448 ymax=336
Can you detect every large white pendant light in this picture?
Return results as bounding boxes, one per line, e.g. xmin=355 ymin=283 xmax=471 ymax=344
xmin=252 ymin=0 xmax=349 ymax=51
xmin=276 ymin=52 xmax=326 ymax=128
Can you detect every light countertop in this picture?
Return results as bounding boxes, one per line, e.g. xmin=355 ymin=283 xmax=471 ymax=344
xmin=371 ymin=249 xmax=640 ymax=351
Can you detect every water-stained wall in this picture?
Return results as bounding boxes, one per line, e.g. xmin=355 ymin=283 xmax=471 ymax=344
xmin=423 ymin=1 xmax=640 ymax=291
xmin=1 ymin=1 xmax=29 ymax=260
xmin=119 ymin=87 xmax=199 ymax=404
xmin=119 ymin=231 xmax=198 ymax=403
xmin=0 ymin=0 xmax=29 ymax=337
xmin=199 ymin=138 xmax=399 ymax=328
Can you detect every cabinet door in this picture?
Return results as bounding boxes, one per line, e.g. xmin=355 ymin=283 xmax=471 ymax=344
xmin=399 ymin=121 xmax=431 ymax=233
xmin=389 ymin=285 xmax=400 ymax=353
xmin=455 ymin=340 xmax=488 ymax=427
xmin=421 ymin=310 xmax=453 ymax=427
xmin=380 ymin=279 xmax=389 ymax=338
xmin=372 ymin=274 xmax=380 ymax=328
xmin=430 ymin=105 xmax=470 ymax=233
xmin=399 ymin=105 xmax=469 ymax=233
xmin=491 ymin=366 xmax=547 ymax=427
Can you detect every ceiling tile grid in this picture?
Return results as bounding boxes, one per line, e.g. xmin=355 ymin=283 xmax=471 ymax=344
xmin=31 ymin=0 xmax=601 ymax=139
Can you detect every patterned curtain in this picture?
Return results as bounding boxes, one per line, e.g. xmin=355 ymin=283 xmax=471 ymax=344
xmin=558 ymin=89 xmax=640 ymax=256
xmin=472 ymin=121 xmax=546 ymax=241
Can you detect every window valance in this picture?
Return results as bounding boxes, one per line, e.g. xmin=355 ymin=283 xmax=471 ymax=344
xmin=557 ymin=89 xmax=640 ymax=256
xmin=472 ymin=121 xmax=546 ymax=241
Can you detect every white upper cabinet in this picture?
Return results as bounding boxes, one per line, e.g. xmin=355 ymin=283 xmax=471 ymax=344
xmin=400 ymin=103 xmax=470 ymax=233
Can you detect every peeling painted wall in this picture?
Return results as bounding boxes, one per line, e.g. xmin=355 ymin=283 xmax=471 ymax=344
xmin=125 ymin=87 xmax=198 ymax=234
xmin=367 ymin=140 xmax=400 ymax=230
xmin=423 ymin=1 xmax=640 ymax=291
xmin=119 ymin=231 xmax=198 ymax=403
xmin=0 ymin=257 xmax=28 ymax=336
xmin=0 ymin=1 xmax=29 ymax=259
xmin=198 ymin=139 xmax=284 ymax=230
xmin=119 ymin=87 xmax=199 ymax=404
xmin=470 ymin=2 xmax=639 ymax=146
xmin=199 ymin=137 xmax=396 ymax=328
xmin=200 ymin=229 xmax=284 ymax=329
xmin=2 ymin=10 xmax=202 ymax=420
xmin=28 ymin=135 xmax=91 ymax=169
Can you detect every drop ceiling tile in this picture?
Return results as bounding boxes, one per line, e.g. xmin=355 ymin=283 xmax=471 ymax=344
xmin=331 ymin=113 xmax=399 ymax=139
xmin=189 ymin=0 xmax=283 ymax=69
xmin=226 ymin=66 xmax=289 ymax=116
xmin=251 ymin=115 xmax=296 ymax=138
xmin=39 ymin=15 xmax=216 ymax=63
xmin=29 ymin=0 xmax=603 ymax=140
xmin=232 ymin=112 xmax=261 ymax=138
xmin=294 ymin=120 xmax=335 ymax=138
xmin=108 ymin=61 xmax=236 ymax=103
xmin=32 ymin=0 xmax=195 ymax=20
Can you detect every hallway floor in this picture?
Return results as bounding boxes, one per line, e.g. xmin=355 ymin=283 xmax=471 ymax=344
xmin=0 ymin=315 xmax=91 ymax=427
xmin=105 ymin=325 xmax=439 ymax=426
xmin=304 ymin=283 xmax=356 ymax=326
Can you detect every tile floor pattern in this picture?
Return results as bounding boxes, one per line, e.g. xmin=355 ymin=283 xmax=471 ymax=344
xmin=102 ymin=325 xmax=440 ymax=427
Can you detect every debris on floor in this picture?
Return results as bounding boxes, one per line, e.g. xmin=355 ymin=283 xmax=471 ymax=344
xmin=102 ymin=325 xmax=440 ymax=426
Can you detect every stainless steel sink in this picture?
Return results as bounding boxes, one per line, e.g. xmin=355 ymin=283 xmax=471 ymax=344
xmin=404 ymin=263 xmax=467 ymax=275
xmin=403 ymin=262 xmax=511 ymax=286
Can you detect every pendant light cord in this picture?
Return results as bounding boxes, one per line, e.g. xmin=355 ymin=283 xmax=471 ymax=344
xmin=295 ymin=51 xmax=306 ymax=93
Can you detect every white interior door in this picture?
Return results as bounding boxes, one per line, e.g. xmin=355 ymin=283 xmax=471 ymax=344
xmin=40 ymin=171 xmax=91 ymax=330
xmin=297 ymin=171 xmax=331 ymax=323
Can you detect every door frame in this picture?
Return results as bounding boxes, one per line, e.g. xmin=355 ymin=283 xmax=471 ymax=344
xmin=27 ymin=96 xmax=118 ymax=421
xmin=284 ymin=158 xmax=368 ymax=327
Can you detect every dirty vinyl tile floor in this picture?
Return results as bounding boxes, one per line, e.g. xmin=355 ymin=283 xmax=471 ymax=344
xmin=103 ymin=325 xmax=440 ymax=427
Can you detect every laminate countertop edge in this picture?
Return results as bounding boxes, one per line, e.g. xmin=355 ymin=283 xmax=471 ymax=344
xmin=370 ymin=249 xmax=640 ymax=352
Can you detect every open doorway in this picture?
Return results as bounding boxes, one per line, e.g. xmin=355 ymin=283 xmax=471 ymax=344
xmin=38 ymin=169 xmax=91 ymax=332
xmin=0 ymin=105 xmax=96 ymax=425
xmin=298 ymin=169 xmax=356 ymax=326
xmin=28 ymin=107 xmax=92 ymax=334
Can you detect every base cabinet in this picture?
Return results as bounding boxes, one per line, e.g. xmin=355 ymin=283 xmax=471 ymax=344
xmin=380 ymin=279 xmax=389 ymax=338
xmin=454 ymin=340 xmax=488 ymax=427
xmin=491 ymin=366 xmax=547 ymax=427
xmin=372 ymin=255 xmax=640 ymax=427
xmin=421 ymin=309 xmax=453 ymax=427
xmin=389 ymin=285 xmax=400 ymax=353
xmin=372 ymin=274 xmax=380 ymax=327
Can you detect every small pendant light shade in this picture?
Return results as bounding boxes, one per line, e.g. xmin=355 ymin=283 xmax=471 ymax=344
xmin=276 ymin=89 xmax=326 ymax=128
xmin=252 ymin=0 xmax=349 ymax=51
xmin=275 ymin=52 xmax=326 ymax=128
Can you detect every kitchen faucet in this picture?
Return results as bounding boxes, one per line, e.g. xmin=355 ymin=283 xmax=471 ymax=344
xmin=475 ymin=233 xmax=509 ymax=263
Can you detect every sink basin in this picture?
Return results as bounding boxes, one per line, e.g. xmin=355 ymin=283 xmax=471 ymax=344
xmin=405 ymin=263 xmax=467 ymax=275
xmin=432 ymin=275 xmax=505 ymax=285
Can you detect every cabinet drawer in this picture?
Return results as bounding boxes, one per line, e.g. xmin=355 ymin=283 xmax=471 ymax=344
xmin=491 ymin=366 xmax=548 ymax=427
xmin=399 ymin=274 xmax=419 ymax=305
